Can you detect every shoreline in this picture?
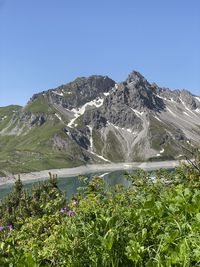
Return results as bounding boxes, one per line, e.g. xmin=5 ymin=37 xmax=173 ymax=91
xmin=0 ymin=160 xmax=182 ymax=186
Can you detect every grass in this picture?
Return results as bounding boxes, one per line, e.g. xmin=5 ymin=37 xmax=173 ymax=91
xmin=0 ymin=105 xmax=22 ymax=131
xmin=0 ymin=116 xmax=84 ymax=174
xmin=92 ymin=130 xmax=105 ymax=155
xmin=0 ymin=105 xmax=22 ymax=114
xmin=0 ymin=95 xmax=88 ymax=174
xmin=0 ymin=149 xmax=83 ymax=174
xmin=105 ymin=130 xmax=124 ymax=162
xmin=24 ymin=95 xmax=52 ymax=113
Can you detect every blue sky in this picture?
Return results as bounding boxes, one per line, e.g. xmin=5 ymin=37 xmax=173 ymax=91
xmin=0 ymin=0 xmax=199 ymax=106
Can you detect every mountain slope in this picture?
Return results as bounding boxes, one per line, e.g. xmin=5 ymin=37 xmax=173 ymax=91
xmin=0 ymin=72 xmax=200 ymax=175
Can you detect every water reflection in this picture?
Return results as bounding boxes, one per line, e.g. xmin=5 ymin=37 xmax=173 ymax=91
xmin=0 ymin=170 xmax=134 ymax=200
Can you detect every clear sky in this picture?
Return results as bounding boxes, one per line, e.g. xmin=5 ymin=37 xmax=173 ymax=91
xmin=0 ymin=0 xmax=199 ymax=106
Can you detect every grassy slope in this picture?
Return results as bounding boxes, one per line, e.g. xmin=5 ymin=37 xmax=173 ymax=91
xmin=0 ymin=101 xmax=84 ymax=175
xmin=0 ymin=105 xmax=22 ymax=131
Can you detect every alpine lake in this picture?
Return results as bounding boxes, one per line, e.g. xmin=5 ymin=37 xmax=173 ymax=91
xmin=0 ymin=168 xmax=175 ymax=200
xmin=0 ymin=170 xmax=133 ymax=200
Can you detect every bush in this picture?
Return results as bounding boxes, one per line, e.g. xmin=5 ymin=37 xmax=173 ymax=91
xmin=0 ymin=160 xmax=200 ymax=266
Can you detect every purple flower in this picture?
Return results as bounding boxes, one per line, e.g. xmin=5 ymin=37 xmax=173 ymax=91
xmin=60 ymin=207 xmax=68 ymax=213
xmin=7 ymin=225 xmax=13 ymax=230
xmin=67 ymin=210 xmax=76 ymax=216
xmin=0 ymin=226 xmax=4 ymax=231
xmin=60 ymin=207 xmax=76 ymax=216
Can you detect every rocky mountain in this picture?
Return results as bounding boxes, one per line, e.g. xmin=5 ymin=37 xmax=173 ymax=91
xmin=0 ymin=71 xmax=200 ymax=175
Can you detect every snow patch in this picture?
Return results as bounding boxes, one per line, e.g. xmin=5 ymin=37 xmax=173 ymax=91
xmin=65 ymin=129 xmax=71 ymax=137
xmin=166 ymin=107 xmax=177 ymax=117
xmin=160 ymin=148 xmax=164 ymax=153
xmin=1 ymin=116 xmax=7 ymax=121
xmin=157 ymin=95 xmax=168 ymax=101
xmin=195 ymin=97 xmax=200 ymax=102
xmin=68 ymin=97 xmax=104 ymax=128
xmin=99 ymin=172 xmax=110 ymax=178
xmin=183 ymin=112 xmax=192 ymax=118
xmin=195 ymin=108 xmax=200 ymax=114
xmin=55 ymin=113 xmax=62 ymax=121
xmin=68 ymin=113 xmax=80 ymax=128
xmin=157 ymin=95 xmax=169 ymax=102
xmin=180 ymin=98 xmax=193 ymax=113
xmin=154 ymin=116 xmax=162 ymax=122
xmin=179 ymin=98 xmax=200 ymax=118
xmin=88 ymin=126 xmax=93 ymax=150
xmin=157 ymin=95 xmax=177 ymax=103
xmin=107 ymin=121 xmax=136 ymax=134
xmin=156 ymin=148 xmax=164 ymax=157
xmin=87 ymin=125 xmax=111 ymax=162
xmin=90 ymin=151 xmax=111 ymax=162
xmin=103 ymin=92 xmax=110 ymax=96
xmin=130 ymin=108 xmax=144 ymax=117
xmin=53 ymin=91 xmax=64 ymax=97
xmin=186 ymin=140 xmax=194 ymax=147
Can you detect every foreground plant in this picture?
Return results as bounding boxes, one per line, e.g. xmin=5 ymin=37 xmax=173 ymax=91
xmin=0 ymin=164 xmax=200 ymax=266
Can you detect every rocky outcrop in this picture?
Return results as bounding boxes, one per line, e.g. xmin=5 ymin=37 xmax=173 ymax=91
xmin=29 ymin=75 xmax=116 ymax=110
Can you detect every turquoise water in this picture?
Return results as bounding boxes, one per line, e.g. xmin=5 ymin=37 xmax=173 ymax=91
xmin=0 ymin=170 xmax=132 ymax=200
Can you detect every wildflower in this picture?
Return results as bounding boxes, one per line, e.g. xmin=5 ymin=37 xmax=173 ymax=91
xmin=7 ymin=225 xmax=13 ymax=230
xmin=0 ymin=226 xmax=4 ymax=231
xmin=67 ymin=210 xmax=76 ymax=216
xmin=60 ymin=207 xmax=68 ymax=212
xmin=60 ymin=208 xmax=65 ymax=213
xmin=60 ymin=207 xmax=75 ymax=216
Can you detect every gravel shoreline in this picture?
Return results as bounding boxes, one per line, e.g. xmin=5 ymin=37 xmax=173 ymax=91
xmin=0 ymin=160 xmax=182 ymax=186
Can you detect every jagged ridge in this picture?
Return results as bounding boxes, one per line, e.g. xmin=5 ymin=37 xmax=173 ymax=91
xmin=0 ymin=71 xmax=200 ymax=174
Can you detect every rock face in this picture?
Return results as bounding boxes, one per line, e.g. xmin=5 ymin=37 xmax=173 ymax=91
xmin=30 ymin=75 xmax=115 ymax=109
xmin=0 ymin=71 xmax=200 ymax=173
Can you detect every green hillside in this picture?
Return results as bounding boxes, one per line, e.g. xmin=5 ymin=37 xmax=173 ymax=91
xmin=0 ymin=102 xmax=84 ymax=175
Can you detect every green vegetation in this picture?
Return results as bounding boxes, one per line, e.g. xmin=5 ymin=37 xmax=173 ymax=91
xmin=0 ymin=156 xmax=200 ymax=266
xmin=0 ymin=105 xmax=22 ymax=131
xmin=0 ymin=99 xmax=88 ymax=174
xmin=106 ymin=131 xmax=124 ymax=162
xmin=0 ymin=116 xmax=83 ymax=174
xmin=92 ymin=130 xmax=105 ymax=154
xmin=24 ymin=95 xmax=52 ymax=114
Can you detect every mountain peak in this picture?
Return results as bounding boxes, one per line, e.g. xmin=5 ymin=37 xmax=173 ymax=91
xmin=0 ymin=70 xmax=200 ymax=174
xmin=127 ymin=71 xmax=148 ymax=84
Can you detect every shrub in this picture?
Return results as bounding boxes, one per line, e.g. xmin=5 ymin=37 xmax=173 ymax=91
xmin=0 ymin=159 xmax=200 ymax=266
